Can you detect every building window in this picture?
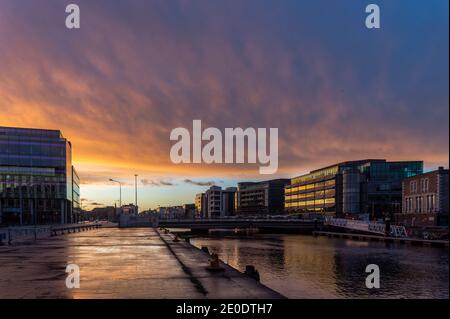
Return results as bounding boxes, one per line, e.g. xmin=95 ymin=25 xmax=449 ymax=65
xmin=420 ymin=196 xmax=423 ymax=212
xmin=410 ymin=181 xmax=417 ymax=193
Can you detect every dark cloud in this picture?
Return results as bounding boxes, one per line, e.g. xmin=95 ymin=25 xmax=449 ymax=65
xmin=184 ymin=179 xmax=216 ymax=187
xmin=141 ymin=179 xmax=175 ymax=187
xmin=90 ymin=202 xmax=104 ymax=206
xmin=80 ymin=198 xmax=104 ymax=207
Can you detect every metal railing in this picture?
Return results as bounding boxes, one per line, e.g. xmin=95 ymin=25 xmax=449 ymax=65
xmin=0 ymin=223 xmax=101 ymax=245
xmin=324 ymin=217 xmax=408 ymax=238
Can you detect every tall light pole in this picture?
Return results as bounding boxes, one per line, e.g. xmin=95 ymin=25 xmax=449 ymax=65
xmin=109 ymin=179 xmax=122 ymax=208
xmin=134 ymin=174 xmax=138 ymax=214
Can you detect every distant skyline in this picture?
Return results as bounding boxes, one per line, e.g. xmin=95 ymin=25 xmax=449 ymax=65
xmin=1 ymin=0 xmax=448 ymax=210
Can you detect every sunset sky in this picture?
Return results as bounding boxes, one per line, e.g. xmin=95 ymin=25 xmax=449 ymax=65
xmin=0 ymin=0 xmax=448 ymax=210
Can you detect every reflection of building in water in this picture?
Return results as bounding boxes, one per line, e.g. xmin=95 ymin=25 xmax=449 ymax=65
xmin=192 ymin=235 xmax=449 ymax=298
xmin=329 ymin=241 xmax=448 ymax=298
xmin=196 ymin=236 xmax=286 ymax=274
xmin=282 ymin=236 xmax=337 ymax=295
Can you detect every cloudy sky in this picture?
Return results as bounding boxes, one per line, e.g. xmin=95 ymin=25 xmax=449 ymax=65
xmin=0 ymin=0 xmax=448 ymax=210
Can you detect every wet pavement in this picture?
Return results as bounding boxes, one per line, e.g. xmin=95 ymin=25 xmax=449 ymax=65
xmin=0 ymin=227 xmax=283 ymax=299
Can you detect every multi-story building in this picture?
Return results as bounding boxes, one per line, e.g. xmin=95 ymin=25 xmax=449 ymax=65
xmin=235 ymin=179 xmax=290 ymax=216
xmin=194 ymin=193 xmax=206 ymax=218
xmin=285 ymin=159 xmax=423 ymax=219
xmin=122 ymin=204 xmax=138 ymax=215
xmin=397 ymin=167 xmax=449 ymax=227
xmin=157 ymin=206 xmax=185 ymax=219
xmin=0 ymin=126 xmax=80 ymax=225
xmin=204 ymin=186 xmax=236 ymax=218
xmin=72 ymin=166 xmax=81 ymax=222
xmin=183 ymin=203 xmax=196 ymax=219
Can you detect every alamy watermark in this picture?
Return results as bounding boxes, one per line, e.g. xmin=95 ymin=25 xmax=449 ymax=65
xmin=365 ymin=264 xmax=380 ymax=289
xmin=65 ymin=3 xmax=381 ymax=30
xmin=365 ymin=4 xmax=381 ymax=29
xmin=65 ymin=263 xmax=80 ymax=289
xmin=169 ymin=120 xmax=278 ymax=174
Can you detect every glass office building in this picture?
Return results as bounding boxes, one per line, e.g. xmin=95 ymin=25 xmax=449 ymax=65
xmin=0 ymin=126 xmax=80 ymax=225
xmin=285 ymin=159 xmax=423 ymax=219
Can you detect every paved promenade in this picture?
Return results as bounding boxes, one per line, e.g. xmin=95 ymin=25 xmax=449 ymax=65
xmin=0 ymin=227 xmax=284 ymax=299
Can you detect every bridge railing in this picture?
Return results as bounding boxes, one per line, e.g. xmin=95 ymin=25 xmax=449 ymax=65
xmin=159 ymin=218 xmax=317 ymax=223
xmin=324 ymin=217 xmax=408 ymax=238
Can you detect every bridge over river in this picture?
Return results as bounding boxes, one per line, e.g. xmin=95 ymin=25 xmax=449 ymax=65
xmin=119 ymin=216 xmax=321 ymax=232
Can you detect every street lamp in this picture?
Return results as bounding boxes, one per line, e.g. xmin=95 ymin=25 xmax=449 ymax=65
xmin=134 ymin=174 xmax=138 ymax=214
xmin=109 ymin=178 xmax=122 ymax=208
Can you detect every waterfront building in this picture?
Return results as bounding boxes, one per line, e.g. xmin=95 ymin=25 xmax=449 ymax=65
xmin=0 ymin=126 xmax=80 ymax=225
xmin=72 ymin=166 xmax=81 ymax=222
xmin=285 ymin=159 xmax=423 ymax=219
xmin=194 ymin=193 xmax=206 ymax=218
xmin=397 ymin=167 xmax=449 ymax=227
xmin=183 ymin=203 xmax=196 ymax=219
xmin=204 ymin=186 xmax=236 ymax=218
xmin=122 ymin=204 xmax=138 ymax=215
xmin=157 ymin=206 xmax=185 ymax=219
xmin=235 ymin=179 xmax=290 ymax=216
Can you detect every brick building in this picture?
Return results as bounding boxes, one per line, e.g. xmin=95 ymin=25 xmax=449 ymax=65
xmin=397 ymin=167 xmax=449 ymax=227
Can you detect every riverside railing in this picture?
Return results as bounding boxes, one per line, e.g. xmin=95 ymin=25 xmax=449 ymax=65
xmin=324 ymin=217 xmax=407 ymax=238
xmin=0 ymin=223 xmax=101 ymax=245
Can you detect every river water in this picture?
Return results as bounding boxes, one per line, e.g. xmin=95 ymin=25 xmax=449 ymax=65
xmin=190 ymin=233 xmax=449 ymax=299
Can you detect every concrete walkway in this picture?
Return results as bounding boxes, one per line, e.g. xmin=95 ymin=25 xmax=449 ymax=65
xmin=0 ymin=227 xmax=284 ymax=299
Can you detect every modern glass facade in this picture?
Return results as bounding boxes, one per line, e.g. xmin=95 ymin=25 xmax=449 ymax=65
xmin=0 ymin=126 xmax=79 ymax=225
xmin=285 ymin=159 xmax=423 ymax=219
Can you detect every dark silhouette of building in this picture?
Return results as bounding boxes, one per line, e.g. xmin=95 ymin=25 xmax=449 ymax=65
xmin=81 ymin=206 xmax=117 ymax=222
xmin=235 ymin=179 xmax=290 ymax=216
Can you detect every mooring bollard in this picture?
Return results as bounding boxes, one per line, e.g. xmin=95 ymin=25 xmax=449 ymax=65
xmin=206 ymin=252 xmax=225 ymax=272
xmin=201 ymin=246 xmax=210 ymax=255
xmin=245 ymin=265 xmax=260 ymax=282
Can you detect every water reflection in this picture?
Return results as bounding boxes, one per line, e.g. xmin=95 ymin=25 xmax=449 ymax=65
xmin=191 ymin=234 xmax=449 ymax=299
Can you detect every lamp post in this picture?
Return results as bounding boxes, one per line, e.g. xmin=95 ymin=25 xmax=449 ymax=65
xmin=134 ymin=174 xmax=138 ymax=214
xmin=109 ymin=179 xmax=122 ymax=208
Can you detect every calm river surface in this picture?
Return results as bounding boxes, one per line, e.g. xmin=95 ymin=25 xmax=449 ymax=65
xmin=190 ymin=233 xmax=449 ymax=299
